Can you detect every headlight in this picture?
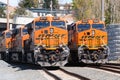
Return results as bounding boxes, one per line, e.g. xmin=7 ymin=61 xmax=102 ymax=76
xmin=34 ymin=49 xmax=39 ymax=53
xmin=42 ymin=44 xmax=46 ymax=47
xmin=62 ymin=47 xmax=66 ymax=51
xmin=59 ymin=44 xmax=63 ymax=47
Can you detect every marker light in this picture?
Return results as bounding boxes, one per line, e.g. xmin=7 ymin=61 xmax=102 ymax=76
xmin=82 ymin=19 xmax=88 ymax=23
xmin=40 ymin=17 xmax=47 ymax=20
xmin=93 ymin=19 xmax=99 ymax=23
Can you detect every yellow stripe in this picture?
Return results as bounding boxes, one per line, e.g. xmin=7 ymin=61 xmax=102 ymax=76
xmin=45 ymin=48 xmax=56 ymax=50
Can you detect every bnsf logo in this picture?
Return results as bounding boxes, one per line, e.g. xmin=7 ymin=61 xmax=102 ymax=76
xmin=36 ymin=34 xmax=66 ymax=40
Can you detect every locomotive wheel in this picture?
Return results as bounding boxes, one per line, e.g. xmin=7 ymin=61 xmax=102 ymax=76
xmin=26 ymin=53 xmax=35 ymax=64
xmin=5 ymin=52 xmax=10 ymax=62
xmin=11 ymin=52 xmax=22 ymax=62
xmin=0 ymin=52 xmax=4 ymax=60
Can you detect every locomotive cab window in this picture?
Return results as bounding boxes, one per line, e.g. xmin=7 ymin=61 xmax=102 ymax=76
xmin=51 ymin=21 xmax=66 ymax=29
xmin=6 ymin=32 xmax=11 ymax=38
xmin=13 ymin=29 xmax=19 ymax=36
xmin=35 ymin=21 xmax=50 ymax=30
xmin=77 ymin=24 xmax=90 ymax=31
xmin=22 ymin=28 xmax=28 ymax=35
xmin=92 ymin=24 xmax=105 ymax=30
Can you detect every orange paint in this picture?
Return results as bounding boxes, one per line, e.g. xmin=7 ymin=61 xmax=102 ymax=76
xmin=32 ymin=15 xmax=68 ymax=49
xmin=69 ymin=19 xmax=108 ymax=50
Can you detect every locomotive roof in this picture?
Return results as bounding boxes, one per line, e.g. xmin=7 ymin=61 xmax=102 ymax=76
xmin=76 ymin=19 xmax=105 ymax=24
xmin=33 ymin=15 xmax=66 ymax=22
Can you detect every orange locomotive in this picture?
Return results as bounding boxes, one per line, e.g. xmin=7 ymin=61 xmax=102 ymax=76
xmin=25 ymin=15 xmax=70 ymax=66
xmin=9 ymin=26 xmax=30 ymax=62
xmin=0 ymin=30 xmax=12 ymax=60
xmin=0 ymin=26 xmax=30 ymax=62
xmin=68 ymin=19 xmax=109 ymax=63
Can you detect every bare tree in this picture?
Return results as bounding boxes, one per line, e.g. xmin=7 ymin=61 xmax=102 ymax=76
xmin=72 ymin=0 xmax=120 ymax=24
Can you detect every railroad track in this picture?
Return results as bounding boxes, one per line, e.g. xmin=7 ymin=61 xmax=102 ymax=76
xmin=106 ymin=63 xmax=120 ymax=66
xmin=8 ymin=61 xmax=91 ymax=80
xmin=42 ymin=67 xmax=91 ymax=80
xmin=88 ymin=64 xmax=120 ymax=74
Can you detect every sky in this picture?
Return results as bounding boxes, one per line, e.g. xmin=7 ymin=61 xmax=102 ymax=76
xmin=0 ymin=0 xmax=20 ymax=7
xmin=59 ymin=0 xmax=72 ymax=4
xmin=0 ymin=0 xmax=72 ymax=7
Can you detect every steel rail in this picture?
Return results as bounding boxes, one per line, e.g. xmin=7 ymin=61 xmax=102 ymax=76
xmin=88 ymin=64 xmax=120 ymax=74
xmin=102 ymin=65 xmax=120 ymax=69
xmin=43 ymin=68 xmax=62 ymax=80
xmin=98 ymin=67 xmax=120 ymax=74
xmin=59 ymin=68 xmax=91 ymax=80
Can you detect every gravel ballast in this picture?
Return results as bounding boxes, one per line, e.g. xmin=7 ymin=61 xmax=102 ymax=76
xmin=62 ymin=67 xmax=120 ymax=80
xmin=1 ymin=60 xmax=120 ymax=80
xmin=0 ymin=60 xmax=47 ymax=80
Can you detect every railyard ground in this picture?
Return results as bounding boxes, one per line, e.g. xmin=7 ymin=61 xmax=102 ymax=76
xmin=0 ymin=60 xmax=120 ymax=80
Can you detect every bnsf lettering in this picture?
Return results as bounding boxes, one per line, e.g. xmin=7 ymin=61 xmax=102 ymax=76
xmin=81 ymin=36 xmax=104 ymax=39
xmin=38 ymin=34 xmax=66 ymax=38
xmin=36 ymin=38 xmax=40 ymax=40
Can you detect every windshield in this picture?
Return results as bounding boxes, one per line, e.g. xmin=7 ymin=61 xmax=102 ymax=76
xmin=35 ymin=21 xmax=50 ymax=30
xmin=22 ymin=28 xmax=28 ymax=35
xmin=92 ymin=24 xmax=104 ymax=29
xmin=51 ymin=21 xmax=66 ymax=29
xmin=77 ymin=24 xmax=90 ymax=31
xmin=6 ymin=32 xmax=11 ymax=38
